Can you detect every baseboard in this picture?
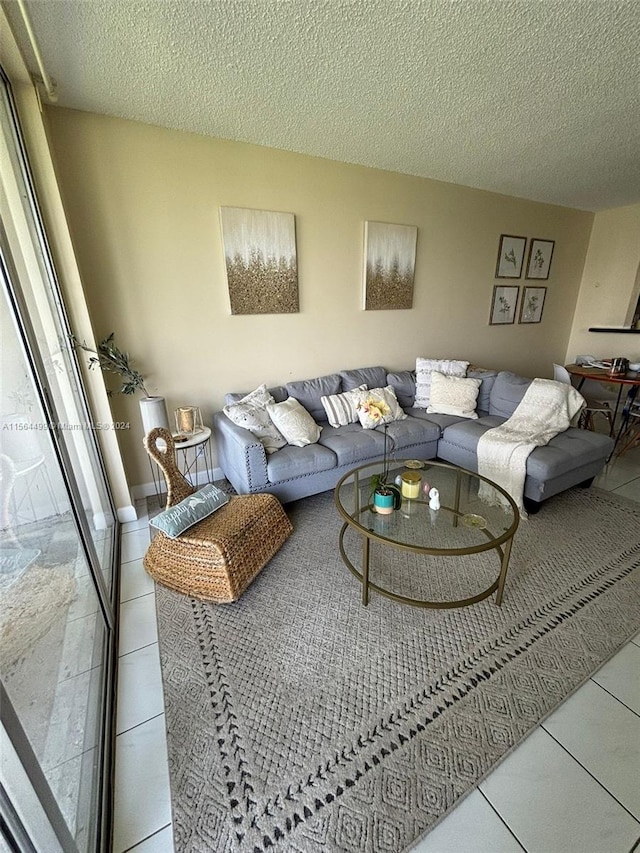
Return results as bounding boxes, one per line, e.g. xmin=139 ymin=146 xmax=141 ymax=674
xmin=116 ymin=504 xmax=139 ymax=523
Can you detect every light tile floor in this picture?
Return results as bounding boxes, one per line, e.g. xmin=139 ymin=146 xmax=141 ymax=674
xmin=113 ymin=447 xmax=640 ymax=853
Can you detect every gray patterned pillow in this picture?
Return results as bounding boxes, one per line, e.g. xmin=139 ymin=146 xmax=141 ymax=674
xmin=223 ymin=384 xmax=287 ymax=453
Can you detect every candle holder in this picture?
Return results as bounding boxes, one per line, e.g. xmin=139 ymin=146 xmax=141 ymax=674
xmin=174 ymin=406 xmax=203 ymax=436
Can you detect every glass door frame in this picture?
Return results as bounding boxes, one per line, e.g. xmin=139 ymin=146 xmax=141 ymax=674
xmin=0 ymin=69 xmax=120 ymax=853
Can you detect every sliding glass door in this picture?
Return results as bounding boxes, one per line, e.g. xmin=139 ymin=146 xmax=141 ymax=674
xmin=0 ymin=70 xmax=118 ymax=853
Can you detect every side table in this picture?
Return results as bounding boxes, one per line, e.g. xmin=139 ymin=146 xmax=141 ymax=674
xmin=149 ymin=427 xmax=213 ymax=504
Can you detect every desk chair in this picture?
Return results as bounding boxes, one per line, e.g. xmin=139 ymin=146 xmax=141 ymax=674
xmin=553 ymin=364 xmax=614 ymax=433
xmin=611 ymin=389 xmax=640 ymax=458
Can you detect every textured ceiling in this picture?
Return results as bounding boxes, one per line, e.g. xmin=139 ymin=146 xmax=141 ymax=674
xmin=4 ymin=0 xmax=640 ymax=211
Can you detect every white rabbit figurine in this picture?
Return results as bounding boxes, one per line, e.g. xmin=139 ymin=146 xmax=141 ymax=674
xmin=428 ymin=487 xmax=440 ymax=510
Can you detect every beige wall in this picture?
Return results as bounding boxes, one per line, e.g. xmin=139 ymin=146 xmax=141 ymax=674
xmin=566 ymin=203 xmax=640 ymax=363
xmin=44 ymin=107 xmax=595 ymax=489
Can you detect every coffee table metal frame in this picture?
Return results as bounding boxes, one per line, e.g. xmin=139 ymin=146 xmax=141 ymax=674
xmin=335 ymin=459 xmax=519 ymax=610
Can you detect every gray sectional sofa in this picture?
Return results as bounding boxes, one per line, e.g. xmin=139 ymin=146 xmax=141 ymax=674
xmin=212 ymin=365 xmax=613 ymax=511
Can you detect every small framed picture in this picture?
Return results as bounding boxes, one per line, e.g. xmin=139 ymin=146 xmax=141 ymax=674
xmin=489 ymin=285 xmax=519 ymax=325
xmin=526 ymin=239 xmax=555 ymax=280
xmin=519 ymin=286 xmax=547 ymax=324
xmin=495 ymin=234 xmax=526 ymax=278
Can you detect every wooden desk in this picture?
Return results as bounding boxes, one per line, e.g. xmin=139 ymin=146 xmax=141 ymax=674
xmin=565 ymin=363 xmax=640 ymax=453
xmin=565 ymin=363 xmax=640 ymax=389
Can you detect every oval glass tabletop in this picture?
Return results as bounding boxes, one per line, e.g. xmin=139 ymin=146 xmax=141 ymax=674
xmin=335 ymin=459 xmax=518 ymax=555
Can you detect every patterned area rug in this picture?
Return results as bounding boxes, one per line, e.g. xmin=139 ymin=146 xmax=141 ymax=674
xmin=156 ymin=486 xmax=640 ymax=852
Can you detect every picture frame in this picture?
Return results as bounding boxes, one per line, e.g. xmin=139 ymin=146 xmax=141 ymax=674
xmin=525 ymin=238 xmax=555 ymax=280
xmin=519 ymin=286 xmax=547 ymax=324
xmin=220 ymin=206 xmax=299 ymax=314
xmin=489 ymin=285 xmax=519 ymax=325
xmin=363 ymin=221 xmax=418 ymax=310
xmin=495 ymin=234 xmax=526 ymax=278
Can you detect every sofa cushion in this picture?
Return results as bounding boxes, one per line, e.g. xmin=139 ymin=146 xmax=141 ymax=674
xmin=488 ymin=372 xmax=532 ymax=418
xmin=266 ymin=398 xmax=321 ymax=447
xmin=266 ymin=439 xmax=337 ymax=483
xmin=439 ymin=417 xmax=611 ymax=481
xmin=318 ymin=422 xmax=386 ymax=466
xmin=427 ymin=372 xmax=481 ymax=419
xmin=356 ymin=386 xmax=407 ymax=428
xmin=415 ymin=358 xmax=469 ymax=408
xmin=340 ymin=366 xmax=387 ymax=392
xmin=467 ymin=368 xmax=499 ymax=414
xmin=406 ymin=407 xmax=467 ymax=434
xmin=285 ymin=373 xmax=342 ymax=421
xmin=385 ymin=416 xmax=440 ymax=450
xmin=321 ymin=384 xmax=367 ymax=428
xmin=386 ymin=370 xmax=416 ymax=408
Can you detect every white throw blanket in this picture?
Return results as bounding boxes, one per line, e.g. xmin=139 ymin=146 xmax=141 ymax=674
xmin=477 ymin=378 xmax=585 ymax=517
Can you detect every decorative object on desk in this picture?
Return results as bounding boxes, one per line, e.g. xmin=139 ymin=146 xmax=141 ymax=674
xmin=370 ymin=424 xmax=401 ymax=513
xmin=428 ymin=486 xmax=440 ymax=510
xmin=489 ymin=285 xmax=519 ymax=325
xmin=363 ymin=220 xmax=417 ymax=310
xmin=609 ymin=358 xmax=629 ymax=376
xmin=422 ymin=481 xmax=431 ymax=496
xmin=525 ymin=238 xmax=555 ymax=280
xmin=174 ymin=406 xmax=202 ymax=436
xmin=71 ymin=331 xmax=170 ymax=433
xmin=220 ymin=206 xmax=298 ymax=315
xmin=495 ymin=234 xmax=526 ymax=278
xmin=519 ymin=285 xmax=547 ymax=324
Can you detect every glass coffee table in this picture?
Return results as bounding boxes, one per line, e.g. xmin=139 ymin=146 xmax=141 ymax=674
xmin=335 ymin=459 xmax=519 ymax=609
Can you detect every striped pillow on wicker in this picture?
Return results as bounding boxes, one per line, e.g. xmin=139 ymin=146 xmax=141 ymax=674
xmin=321 ymin=384 xmax=367 ymax=428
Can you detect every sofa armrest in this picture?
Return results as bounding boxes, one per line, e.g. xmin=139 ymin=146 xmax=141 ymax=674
xmin=212 ymin=411 xmax=269 ymax=493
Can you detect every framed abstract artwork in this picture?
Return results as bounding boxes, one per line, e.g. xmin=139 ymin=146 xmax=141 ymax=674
xmin=220 ymin=207 xmax=299 ymax=314
xmin=526 ymin=239 xmax=555 ymax=280
xmin=363 ymin=221 xmax=417 ymax=310
xmin=489 ymin=285 xmax=519 ymax=325
xmin=519 ymin=286 xmax=547 ymax=323
xmin=495 ymin=234 xmax=526 ymax=278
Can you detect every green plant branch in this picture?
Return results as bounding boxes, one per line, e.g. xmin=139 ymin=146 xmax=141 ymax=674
xmin=70 ymin=332 xmax=149 ymax=397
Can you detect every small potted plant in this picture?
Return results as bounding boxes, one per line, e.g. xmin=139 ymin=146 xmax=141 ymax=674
xmin=370 ymin=422 xmax=401 ymax=514
xmin=71 ymin=332 xmax=170 ymax=434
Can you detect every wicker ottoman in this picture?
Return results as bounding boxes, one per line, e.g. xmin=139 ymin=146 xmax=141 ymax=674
xmin=143 ymin=493 xmax=293 ymax=603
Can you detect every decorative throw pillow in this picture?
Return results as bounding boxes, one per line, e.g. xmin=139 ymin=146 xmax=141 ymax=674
xmin=321 ymin=384 xmax=368 ymax=427
xmin=266 ymin=398 xmax=321 ymax=447
xmin=223 ymin=384 xmax=287 ymax=454
xmin=150 ymin=484 xmax=229 ymax=538
xmin=356 ymin=385 xmax=407 ymax=429
xmin=427 ymin=372 xmax=481 ymax=419
xmin=415 ymin=358 xmax=469 ymax=409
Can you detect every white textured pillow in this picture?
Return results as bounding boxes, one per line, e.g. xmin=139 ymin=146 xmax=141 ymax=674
xmin=427 ymin=372 xmax=481 ymax=419
xmin=321 ymin=384 xmax=367 ymax=427
xmin=356 ymin=386 xmax=407 ymax=429
xmin=415 ymin=358 xmax=469 ymax=409
xmin=223 ymin=384 xmax=287 ymax=454
xmin=266 ymin=398 xmax=321 ymax=447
